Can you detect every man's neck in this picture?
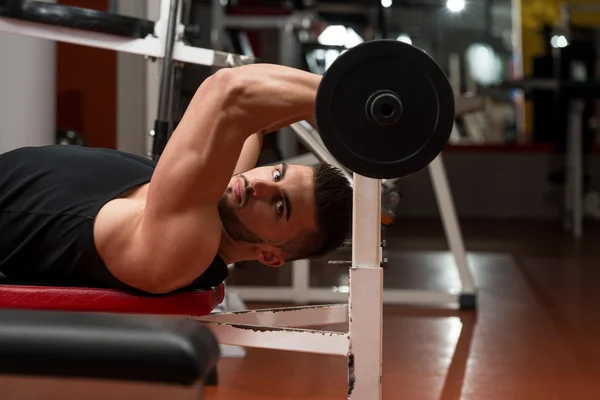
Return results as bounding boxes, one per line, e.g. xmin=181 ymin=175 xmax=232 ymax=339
xmin=217 ymin=228 xmax=253 ymax=265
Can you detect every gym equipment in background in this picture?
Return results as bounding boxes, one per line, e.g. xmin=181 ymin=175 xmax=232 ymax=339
xmin=499 ymin=78 xmax=600 ymax=239
xmin=56 ymin=128 xmax=88 ymax=146
xmin=0 ymin=0 xmax=256 ymax=161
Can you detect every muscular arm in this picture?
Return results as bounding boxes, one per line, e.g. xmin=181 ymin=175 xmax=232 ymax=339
xmin=113 ymin=64 xmax=322 ymax=293
xmin=233 ymin=132 xmax=264 ymax=174
xmin=154 ymin=64 xmax=320 ymax=205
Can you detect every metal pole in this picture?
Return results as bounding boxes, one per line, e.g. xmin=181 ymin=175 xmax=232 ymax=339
xmin=289 ymin=122 xmax=353 ymax=183
xmin=348 ymin=174 xmax=383 ymax=400
xmin=277 ymin=22 xmax=300 ymax=160
xmin=222 ymin=14 xmax=313 ymax=30
xmin=570 ymin=99 xmax=584 ymax=238
xmin=428 ymin=155 xmax=476 ymax=293
xmin=152 ymin=0 xmax=180 ymax=161
xmin=211 ymin=0 xmax=225 ymax=51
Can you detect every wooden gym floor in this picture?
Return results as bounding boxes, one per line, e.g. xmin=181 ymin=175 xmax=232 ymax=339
xmin=207 ymin=219 xmax=600 ymax=400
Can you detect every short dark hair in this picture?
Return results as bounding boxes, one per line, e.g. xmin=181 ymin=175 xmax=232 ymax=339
xmin=281 ymin=162 xmax=353 ymax=261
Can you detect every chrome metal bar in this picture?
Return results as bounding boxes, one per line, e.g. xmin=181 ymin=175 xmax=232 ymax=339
xmin=289 ymin=122 xmax=353 ymax=183
xmin=570 ymin=99 xmax=584 ymax=238
xmin=222 ymin=14 xmax=314 ymax=30
xmin=428 ymin=155 xmax=476 ymax=293
xmin=156 ymin=0 xmax=179 ymax=122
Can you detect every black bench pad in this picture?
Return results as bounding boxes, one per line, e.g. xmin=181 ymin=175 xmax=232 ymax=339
xmin=0 ymin=309 xmax=219 ymax=385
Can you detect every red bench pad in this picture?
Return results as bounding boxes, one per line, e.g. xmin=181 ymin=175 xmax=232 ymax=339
xmin=0 ymin=283 xmax=225 ymax=316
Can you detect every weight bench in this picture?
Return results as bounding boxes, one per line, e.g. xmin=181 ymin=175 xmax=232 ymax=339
xmin=0 ymin=308 xmax=220 ymax=400
xmin=0 ymin=280 xmax=225 ymax=316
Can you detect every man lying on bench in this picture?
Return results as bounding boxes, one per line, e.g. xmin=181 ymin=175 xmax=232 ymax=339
xmin=0 ymin=64 xmax=353 ymax=295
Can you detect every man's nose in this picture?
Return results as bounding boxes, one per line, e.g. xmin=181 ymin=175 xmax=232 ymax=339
xmin=250 ymin=179 xmax=279 ymax=198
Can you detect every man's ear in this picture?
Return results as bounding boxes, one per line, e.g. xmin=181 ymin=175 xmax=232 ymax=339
xmin=257 ymin=249 xmax=285 ymax=268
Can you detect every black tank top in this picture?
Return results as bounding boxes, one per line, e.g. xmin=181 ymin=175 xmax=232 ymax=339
xmin=0 ymin=145 xmax=228 ymax=293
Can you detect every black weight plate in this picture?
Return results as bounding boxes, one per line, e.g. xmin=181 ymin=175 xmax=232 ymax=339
xmin=315 ymin=40 xmax=455 ymax=179
xmin=4 ymin=1 xmax=155 ymax=39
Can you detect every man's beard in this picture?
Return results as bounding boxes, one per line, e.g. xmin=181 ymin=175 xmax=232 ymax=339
xmin=218 ymin=176 xmax=263 ymax=244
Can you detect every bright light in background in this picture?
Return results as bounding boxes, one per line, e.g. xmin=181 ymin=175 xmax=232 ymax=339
xmin=325 ymin=49 xmax=340 ymax=71
xmin=318 ymin=25 xmax=346 ymax=46
xmin=313 ymin=49 xmax=347 ymax=71
xmin=318 ymin=25 xmax=364 ymax=48
xmin=397 ymin=33 xmax=412 ymax=45
xmin=551 ymin=35 xmax=569 ymax=48
xmin=465 ymin=43 xmax=503 ymax=86
xmin=345 ymin=28 xmax=364 ymax=48
xmin=381 ymin=0 xmax=392 ymax=8
xmin=446 ymin=0 xmax=465 ymax=12
xmin=316 ymin=26 xmax=364 ymax=71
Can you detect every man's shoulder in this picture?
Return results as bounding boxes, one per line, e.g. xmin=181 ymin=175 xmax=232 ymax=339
xmin=97 ymin=200 xmax=224 ymax=293
xmin=186 ymin=208 xmax=223 ymax=261
xmin=142 ymin=202 xmax=223 ymax=278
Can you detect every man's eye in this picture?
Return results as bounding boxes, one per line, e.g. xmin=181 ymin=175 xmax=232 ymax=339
xmin=273 ymin=169 xmax=281 ymax=181
xmin=276 ymin=199 xmax=284 ymax=216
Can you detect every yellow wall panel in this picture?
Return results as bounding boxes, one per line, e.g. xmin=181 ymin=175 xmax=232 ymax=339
xmin=519 ymin=0 xmax=600 ymax=136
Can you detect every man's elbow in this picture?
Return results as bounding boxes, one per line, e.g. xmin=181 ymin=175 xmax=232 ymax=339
xmin=118 ymin=274 xmax=181 ymax=295
xmin=139 ymin=280 xmax=178 ymax=295
xmin=206 ymin=67 xmax=247 ymax=106
xmin=140 ymin=269 xmax=192 ymax=295
xmin=143 ymin=286 xmax=177 ymax=295
xmin=108 ymin=257 xmax=189 ymax=295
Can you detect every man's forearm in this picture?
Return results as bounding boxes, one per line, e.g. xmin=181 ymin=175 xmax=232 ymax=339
xmin=233 ymin=132 xmax=264 ymax=174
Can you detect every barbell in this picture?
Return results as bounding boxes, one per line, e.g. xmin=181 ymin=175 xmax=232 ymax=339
xmin=315 ymin=39 xmax=455 ymax=179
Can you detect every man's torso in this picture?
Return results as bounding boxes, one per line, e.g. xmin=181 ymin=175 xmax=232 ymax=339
xmin=0 ymin=145 xmax=227 ymax=292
